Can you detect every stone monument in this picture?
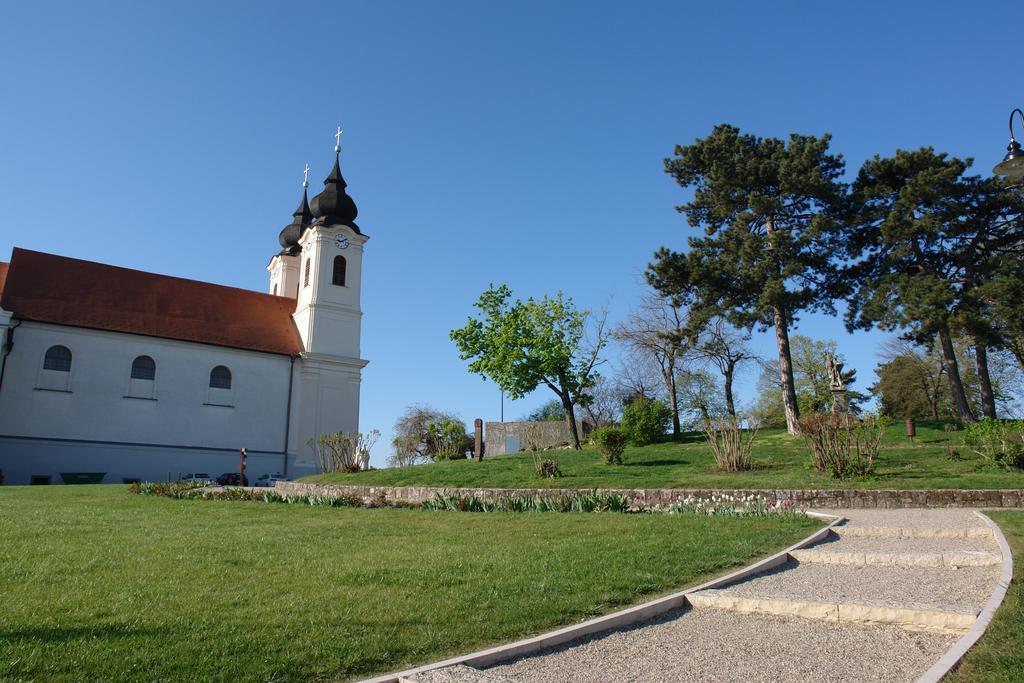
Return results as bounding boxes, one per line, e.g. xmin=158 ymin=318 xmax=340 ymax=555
xmin=826 ymin=353 xmax=848 ymax=414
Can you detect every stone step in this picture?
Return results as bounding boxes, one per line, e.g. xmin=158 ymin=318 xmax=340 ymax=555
xmin=791 ymin=548 xmax=1001 ymax=568
xmin=686 ymin=589 xmax=976 ymax=635
xmin=835 ymin=525 xmax=995 ymax=540
xmin=400 ymin=664 xmax=510 ymax=683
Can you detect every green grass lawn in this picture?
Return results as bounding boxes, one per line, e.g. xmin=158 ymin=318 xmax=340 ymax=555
xmin=0 ymin=485 xmax=820 ymax=681
xmin=311 ymin=421 xmax=1024 ymax=490
xmin=949 ymin=510 xmax=1024 ymax=682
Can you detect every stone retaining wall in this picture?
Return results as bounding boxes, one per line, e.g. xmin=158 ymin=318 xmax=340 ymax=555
xmin=274 ymin=481 xmax=1024 ymax=508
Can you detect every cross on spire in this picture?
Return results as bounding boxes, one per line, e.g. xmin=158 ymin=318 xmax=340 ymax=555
xmin=334 ymin=126 xmax=343 ymax=154
xmin=302 ymin=163 xmax=311 ymax=188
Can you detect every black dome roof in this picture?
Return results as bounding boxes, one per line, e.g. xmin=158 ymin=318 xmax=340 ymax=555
xmin=277 ymin=188 xmax=312 ymax=255
xmin=310 ymin=153 xmax=360 ymax=232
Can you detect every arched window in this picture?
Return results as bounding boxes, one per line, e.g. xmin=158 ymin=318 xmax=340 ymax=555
xmin=131 ymin=355 xmax=156 ymax=380
xmin=209 ymin=365 xmax=232 ymax=389
xmin=303 ymin=258 xmax=311 ymax=287
xmin=332 ymin=255 xmax=347 ymax=286
xmin=272 ymin=283 xmax=278 ymax=296
xmin=43 ymin=345 xmax=72 ymax=372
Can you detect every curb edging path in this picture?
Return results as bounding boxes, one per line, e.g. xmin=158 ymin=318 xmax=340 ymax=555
xmin=915 ymin=511 xmax=1014 ymax=683
xmin=276 ymin=481 xmax=1024 ymax=509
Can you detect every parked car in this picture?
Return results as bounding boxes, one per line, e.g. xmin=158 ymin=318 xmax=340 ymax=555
xmin=181 ymin=473 xmax=212 ymax=485
xmin=254 ymin=473 xmax=287 ymax=487
xmin=216 ymin=472 xmax=242 ymax=486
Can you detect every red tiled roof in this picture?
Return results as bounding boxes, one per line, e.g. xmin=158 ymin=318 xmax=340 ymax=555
xmin=0 ymin=248 xmax=303 ymax=356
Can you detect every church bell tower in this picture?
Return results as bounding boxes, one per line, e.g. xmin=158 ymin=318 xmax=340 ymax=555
xmin=280 ymin=127 xmax=369 ymax=475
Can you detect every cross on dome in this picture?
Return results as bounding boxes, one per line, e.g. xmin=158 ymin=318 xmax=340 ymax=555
xmin=302 ymin=164 xmax=311 ymax=189
xmin=334 ymin=126 xmax=343 ymax=154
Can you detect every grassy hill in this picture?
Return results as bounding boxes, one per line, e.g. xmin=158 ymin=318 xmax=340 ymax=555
xmin=309 ymin=421 xmax=1024 ymax=490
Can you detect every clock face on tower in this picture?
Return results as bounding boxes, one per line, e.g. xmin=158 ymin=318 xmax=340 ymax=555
xmin=334 ymin=234 xmax=349 ymax=250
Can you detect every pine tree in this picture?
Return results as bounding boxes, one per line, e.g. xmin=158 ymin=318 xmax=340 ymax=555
xmin=648 ymin=124 xmax=846 ymax=434
xmin=845 ymin=149 xmax=1024 ymax=422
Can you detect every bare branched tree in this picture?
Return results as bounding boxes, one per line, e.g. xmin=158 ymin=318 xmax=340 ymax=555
xmin=613 ymin=291 xmax=696 ymax=437
xmin=693 ymin=318 xmax=758 ymax=417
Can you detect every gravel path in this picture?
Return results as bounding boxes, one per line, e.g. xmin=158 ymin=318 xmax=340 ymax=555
xmin=803 ymin=532 xmax=998 ymax=554
xmin=822 ymin=509 xmax=988 ymax=529
xmin=717 ymin=559 xmax=998 ymax=613
xmin=485 ymin=606 xmax=956 ymax=683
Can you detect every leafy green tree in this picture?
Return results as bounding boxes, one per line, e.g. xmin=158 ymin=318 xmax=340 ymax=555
xmin=648 ymin=124 xmax=847 ymax=434
xmin=450 ymin=284 xmax=608 ymax=450
xmin=522 ymin=399 xmax=566 ymax=422
xmin=845 ymin=149 xmax=1024 ymax=421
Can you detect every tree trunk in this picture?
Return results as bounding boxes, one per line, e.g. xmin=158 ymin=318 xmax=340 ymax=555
xmin=723 ymin=363 xmax=737 ymax=417
xmin=556 ymin=384 xmax=581 ymax=450
xmin=765 ymin=215 xmax=800 ymax=435
xmin=665 ymin=370 xmax=681 ymax=438
xmin=772 ymin=303 xmax=801 ymax=434
xmin=937 ymin=325 xmax=976 ymax=423
xmin=974 ymin=340 xmax=997 ymax=419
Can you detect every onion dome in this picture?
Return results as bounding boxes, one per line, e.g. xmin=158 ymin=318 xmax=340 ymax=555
xmin=277 ymin=188 xmax=312 ymax=255
xmin=310 ymin=153 xmax=361 ymax=233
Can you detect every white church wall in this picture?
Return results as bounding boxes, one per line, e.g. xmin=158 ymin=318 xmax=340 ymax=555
xmin=0 ymin=435 xmax=291 ymax=486
xmin=0 ymin=322 xmax=298 ymax=484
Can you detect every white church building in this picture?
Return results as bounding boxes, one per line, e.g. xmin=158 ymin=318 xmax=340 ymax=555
xmin=0 ymin=144 xmax=368 ymax=485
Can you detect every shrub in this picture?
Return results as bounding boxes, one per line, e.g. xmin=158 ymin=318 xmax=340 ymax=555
xmin=427 ymin=419 xmax=469 ymax=461
xmin=702 ymin=416 xmax=759 ymax=472
xmin=308 ymin=430 xmax=380 ymax=473
xmin=799 ymin=413 xmax=884 ymax=479
xmin=532 ymin=452 xmax=561 ymax=478
xmin=963 ymin=419 xmax=1024 ymax=468
xmin=621 ymin=398 xmax=671 ymax=446
xmin=591 ymin=426 xmax=628 ymax=465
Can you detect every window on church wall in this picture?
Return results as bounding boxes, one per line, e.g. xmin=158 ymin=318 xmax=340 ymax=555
xmin=43 ymin=345 xmax=72 ymax=372
xmin=332 ymin=255 xmax=346 ymax=286
xmin=209 ymin=365 xmax=232 ymax=389
xmin=130 ymin=355 xmax=156 ymax=380
xmin=38 ymin=344 xmax=73 ymax=392
xmin=304 ymin=259 xmax=311 ymax=287
xmin=272 ymin=283 xmax=278 ymax=296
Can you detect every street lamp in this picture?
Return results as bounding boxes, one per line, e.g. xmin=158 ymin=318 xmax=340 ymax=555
xmin=993 ymin=108 xmax=1024 ymax=177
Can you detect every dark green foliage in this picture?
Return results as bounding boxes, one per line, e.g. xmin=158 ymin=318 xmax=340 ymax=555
xmin=844 ymin=148 xmax=1024 ymax=421
xmin=591 ymin=426 xmax=628 ymax=465
xmin=621 ymin=398 xmax=672 ymax=446
xmin=648 ymin=124 xmax=848 ymax=434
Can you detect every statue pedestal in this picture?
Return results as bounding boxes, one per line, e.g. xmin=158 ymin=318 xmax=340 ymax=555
xmin=831 ymin=388 xmax=848 ymax=415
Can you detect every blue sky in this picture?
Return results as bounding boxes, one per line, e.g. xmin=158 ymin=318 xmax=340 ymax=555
xmin=0 ymin=1 xmax=1016 ymax=465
